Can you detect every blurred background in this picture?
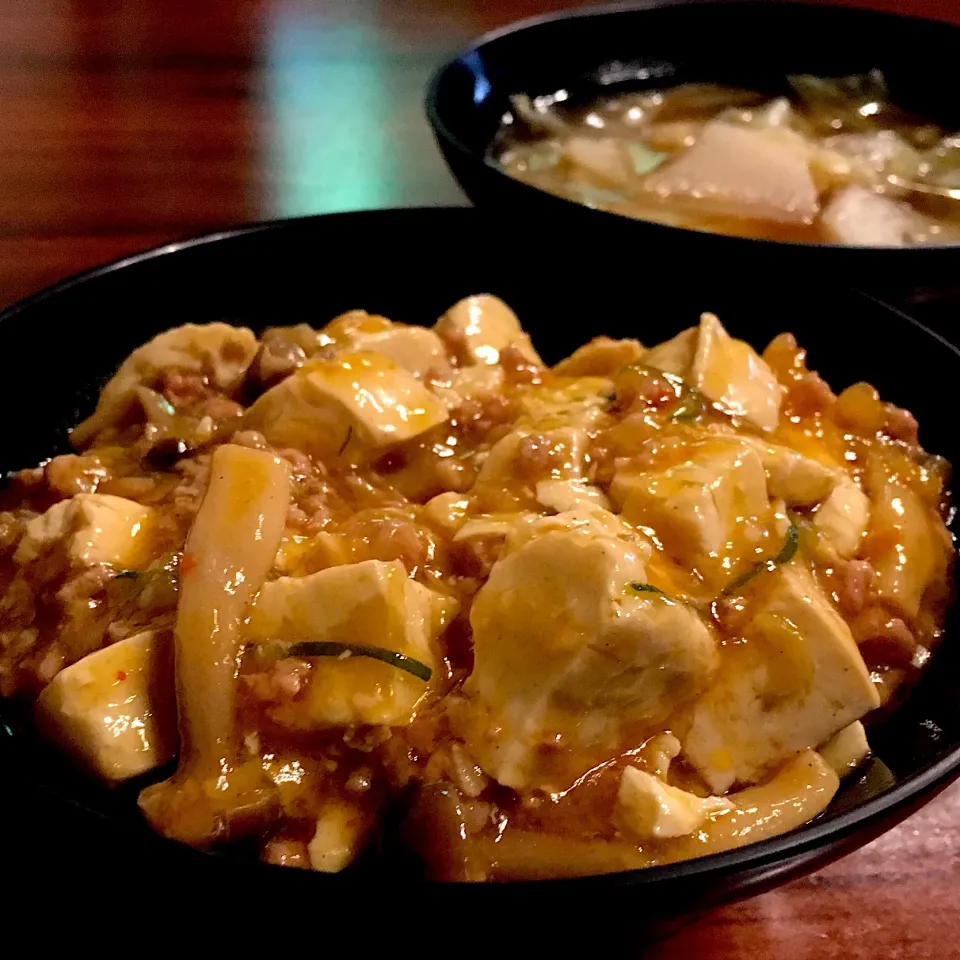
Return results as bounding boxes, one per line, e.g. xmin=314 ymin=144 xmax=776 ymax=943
xmin=0 ymin=0 xmax=955 ymax=305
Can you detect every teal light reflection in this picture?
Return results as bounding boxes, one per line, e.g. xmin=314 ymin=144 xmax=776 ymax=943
xmin=263 ymin=14 xmax=392 ymax=217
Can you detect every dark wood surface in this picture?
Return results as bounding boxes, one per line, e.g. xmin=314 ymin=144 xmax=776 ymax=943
xmin=1 ymin=1 xmax=958 ymax=954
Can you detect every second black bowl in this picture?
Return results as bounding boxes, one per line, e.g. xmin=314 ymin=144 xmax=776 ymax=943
xmin=426 ymin=0 xmax=960 ymax=295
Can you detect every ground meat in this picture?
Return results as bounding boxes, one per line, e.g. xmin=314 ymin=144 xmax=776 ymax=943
xmin=340 ymin=513 xmax=428 ymax=574
xmin=450 ymin=393 xmax=517 ymax=447
xmin=244 ymin=659 xmax=309 ymax=702
xmin=837 ymin=559 xmax=876 ymax=614
xmin=515 ymin=433 xmax=571 ymax=481
xmin=0 ymin=512 xmax=24 ymax=555
xmin=160 ymin=369 xmax=210 ymax=408
xmin=256 ymin=325 xmax=323 ymax=386
xmin=277 ymin=448 xmax=313 ymax=479
xmin=261 ymin=838 xmax=310 ymax=868
xmin=499 ymin=343 xmax=543 ymax=385
xmin=0 ymin=577 xmax=36 ymax=625
xmin=44 ymin=454 xmax=108 ymax=497
xmin=171 ymin=455 xmax=211 ymax=523
xmin=884 ymin=403 xmax=920 ymax=444
xmin=786 ymin=373 xmax=836 ymax=418
xmin=450 ymin=536 xmax=502 ymax=580
xmin=852 ymin=605 xmax=917 ymax=667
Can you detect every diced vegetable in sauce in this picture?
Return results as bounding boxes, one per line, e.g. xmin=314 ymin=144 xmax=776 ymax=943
xmin=0 ymin=304 xmax=951 ymax=879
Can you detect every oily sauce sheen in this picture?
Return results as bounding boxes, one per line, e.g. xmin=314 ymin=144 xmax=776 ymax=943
xmin=0 ymin=300 xmax=952 ymax=880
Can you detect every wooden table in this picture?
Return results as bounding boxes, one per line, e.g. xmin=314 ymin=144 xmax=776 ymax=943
xmin=1 ymin=1 xmax=958 ymax=954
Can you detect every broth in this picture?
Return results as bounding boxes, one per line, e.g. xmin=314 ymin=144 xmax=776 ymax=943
xmin=494 ymin=74 xmax=960 ymax=246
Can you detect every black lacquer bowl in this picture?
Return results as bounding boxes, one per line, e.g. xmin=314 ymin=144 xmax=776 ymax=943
xmin=1 ymin=210 xmax=958 ymax=924
xmin=426 ymin=0 xmax=960 ymax=295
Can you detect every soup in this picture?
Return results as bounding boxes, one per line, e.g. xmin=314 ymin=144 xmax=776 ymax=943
xmin=494 ymin=73 xmax=960 ymax=246
xmin=0 ymin=300 xmax=952 ymax=879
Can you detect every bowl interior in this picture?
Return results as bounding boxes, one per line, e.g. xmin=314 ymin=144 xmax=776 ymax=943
xmin=1 ymin=209 xmax=958 ymax=890
xmin=430 ymin=1 xmax=960 ymax=163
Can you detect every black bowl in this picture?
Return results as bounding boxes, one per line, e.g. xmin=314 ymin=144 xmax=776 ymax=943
xmin=1 ymin=209 xmax=958 ymax=923
xmin=426 ymin=0 xmax=960 ymax=297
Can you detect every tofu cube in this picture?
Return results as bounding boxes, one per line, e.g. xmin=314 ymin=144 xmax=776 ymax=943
xmin=553 ymin=336 xmax=645 ymax=377
xmin=435 ymin=295 xmax=541 ymax=366
xmin=644 ymin=314 xmax=784 ymax=431
xmin=819 ymin=721 xmax=870 ymax=777
xmin=476 ymin=426 xmax=588 ymax=486
xmin=308 ymin=802 xmax=367 ymax=872
xmin=682 ymin=565 xmax=880 ymax=792
xmin=868 ymin=480 xmax=938 ymax=618
xmin=746 ymin=440 xmax=838 ymax=507
xmin=815 ymin=474 xmax=871 ymax=558
xmin=616 ymin=767 xmax=732 ymax=840
xmin=247 ymin=559 xmax=458 ymax=727
xmin=244 ymin=351 xmax=448 ymax=459
xmin=321 ymin=311 xmax=450 ymax=379
xmin=14 ymin=494 xmax=156 ymax=569
xmin=35 ymin=630 xmax=177 ymax=783
xmin=611 ymin=438 xmax=770 ymax=588
xmin=692 ymin=314 xmax=784 ymax=431
xmin=464 ymin=519 xmax=716 ymax=791
xmin=72 ymin=323 xmax=258 ymax=446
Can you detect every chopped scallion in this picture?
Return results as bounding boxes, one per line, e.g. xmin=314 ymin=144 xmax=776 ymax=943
xmin=255 ymin=640 xmax=432 ymax=682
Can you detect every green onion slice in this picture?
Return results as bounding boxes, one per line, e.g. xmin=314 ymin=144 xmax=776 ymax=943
xmin=630 ymin=582 xmax=665 ymax=595
xmin=721 ymin=524 xmax=800 ymax=596
xmin=255 ymin=640 xmax=432 ymax=682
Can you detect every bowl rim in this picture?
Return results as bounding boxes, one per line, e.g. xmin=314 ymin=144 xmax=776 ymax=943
xmin=2 ymin=207 xmax=960 ymax=888
xmin=424 ymin=0 xmax=960 ymax=255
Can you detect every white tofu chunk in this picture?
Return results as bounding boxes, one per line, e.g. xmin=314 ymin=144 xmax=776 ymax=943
xmin=321 ymin=311 xmax=450 ymax=379
xmin=642 ymin=327 xmax=696 ymax=377
xmin=308 ymin=802 xmax=367 ymax=872
xmin=683 ymin=564 xmax=880 ymax=792
xmin=244 ymin=351 xmax=448 ymax=459
xmin=643 ymin=122 xmax=819 ymax=224
xmin=643 ymin=315 xmax=783 ymax=431
xmin=616 ymin=767 xmax=732 ymax=840
xmin=476 ymin=426 xmax=588 ymax=486
xmin=504 ymin=506 xmax=648 ymax=556
xmin=869 ymin=480 xmax=938 ymax=618
xmin=14 ymin=494 xmax=156 ymax=568
xmin=692 ymin=314 xmax=784 ymax=431
xmin=815 ymin=474 xmax=871 ymax=558
xmin=819 ymin=721 xmax=870 ymax=777
xmin=72 ymin=323 xmax=258 ymax=446
xmin=435 ymin=295 xmax=542 ymax=366
xmin=422 ymin=492 xmax=473 ymax=536
xmin=611 ymin=437 xmax=770 ymax=587
xmin=553 ymin=336 xmax=645 ymax=377
xmin=464 ymin=518 xmax=716 ymax=791
xmin=745 ymin=440 xmax=838 ymax=507
xmin=821 ymin=184 xmax=933 ymax=247
xmin=535 ymin=478 xmax=611 ymax=514
xmin=454 ymin=513 xmax=534 ymax=542
xmin=35 ymin=630 xmax=177 ymax=783
xmin=247 ymin=559 xmax=458 ymax=727
xmin=516 ymin=377 xmax=612 ymax=432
